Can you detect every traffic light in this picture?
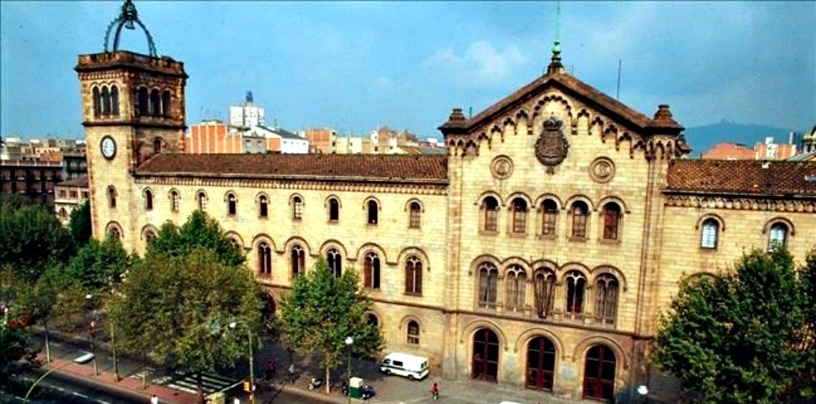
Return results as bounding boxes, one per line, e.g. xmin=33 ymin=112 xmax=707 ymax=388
xmin=243 ymin=381 xmax=250 ymax=392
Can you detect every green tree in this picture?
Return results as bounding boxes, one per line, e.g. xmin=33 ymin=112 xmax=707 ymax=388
xmin=0 ymin=195 xmax=74 ymax=282
xmin=15 ymin=267 xmax=61 ymax=363
xmin=68 ymin=201 xmax=92 ymax=248
xmin=794 ymin=249 xmax=816 ymax=400
xmin=109 ymin=248 xmax=262 ymax=402
xmin=278 ymin=258 xmax=383 ymax=394
xmin=147 ymin=210 xmax=244 ymax=267
xmin=654 ymin=248 xmax=807 ymax=403
xmin=63 ymin=236 xmax=133 ymax=290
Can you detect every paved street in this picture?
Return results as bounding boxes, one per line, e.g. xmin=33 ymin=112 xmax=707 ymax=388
xmin=23 ymin=330 xmax=596 ymax=404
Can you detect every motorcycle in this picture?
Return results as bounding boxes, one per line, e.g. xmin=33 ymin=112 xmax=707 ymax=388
xmin=307 ymin=377 xmax=323 ymax=391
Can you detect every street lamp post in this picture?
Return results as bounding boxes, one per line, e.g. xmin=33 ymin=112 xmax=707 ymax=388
xmin=85 ymin=294 xmax=98 ymax=376
xmin=344 ymin=336 xmax=353 ymax=404
xmin=230 ymin=322 xmax=255 ymax=403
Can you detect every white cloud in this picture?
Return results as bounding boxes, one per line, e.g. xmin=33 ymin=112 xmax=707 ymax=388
xmin=422 ymin=41 xmax=526 ymax=87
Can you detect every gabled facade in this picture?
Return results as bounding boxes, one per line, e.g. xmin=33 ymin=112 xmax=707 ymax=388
xmin=78 ymin=3 xmax=816 ymax=402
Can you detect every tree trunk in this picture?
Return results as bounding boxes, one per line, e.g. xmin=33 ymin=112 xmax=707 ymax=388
xmin=44 ymin=321 xmax=51 ymax=363
xmin=325 ymin=366 xmax=331 ymax=395
xmin=197 ymin=372 xmax=204 ymax=404
xmin=142 ymin=352 xmax=148 ymax=389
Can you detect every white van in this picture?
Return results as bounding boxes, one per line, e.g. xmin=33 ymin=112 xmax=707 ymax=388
xmin=379 ymin=352 xmax=429 ymax=380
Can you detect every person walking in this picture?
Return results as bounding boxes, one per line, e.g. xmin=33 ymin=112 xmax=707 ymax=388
xmin=288 ymin=363 xmax=296 ymax=384
xmin=430 ymin=382 xmax=439 ymax=400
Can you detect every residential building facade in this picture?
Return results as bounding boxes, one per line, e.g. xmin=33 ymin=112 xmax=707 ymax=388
xmin=77 ymin=7 xmax=816 ymax=403
xmin=54 ymin=175 xmax=90 ymax=225
xmin=229 ymin=91 xmax=265 ymax=129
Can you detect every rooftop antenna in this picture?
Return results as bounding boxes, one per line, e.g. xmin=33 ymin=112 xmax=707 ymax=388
xmin=546 ymin=1 xmax=565 ymax=75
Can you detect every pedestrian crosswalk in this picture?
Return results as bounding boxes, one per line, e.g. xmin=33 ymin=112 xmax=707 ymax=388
xmin=130 ymin=367 xmax=240 ymax=395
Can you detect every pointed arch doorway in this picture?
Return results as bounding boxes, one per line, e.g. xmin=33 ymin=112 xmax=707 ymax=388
xmin=472 ymin=328 xmax=499 ymax=382
xmin=583 ymin=345 xmax=616 ymax=401
xmin=526 ymin=336 xmax=556 ymax=391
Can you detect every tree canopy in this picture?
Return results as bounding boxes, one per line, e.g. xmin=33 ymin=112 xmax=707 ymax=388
xmin=61 ymin=236 xmax=134 ymax=290
xmin=147 ymin=210 xmax=245 ymax=267
xmin=654 ymin=247 xmax=815 ymax=403
xmin=278 ymin=258 xmax=383 ymax=393
xmin=0 ymin=194 xmax=73 ymax=282
xmin=108 ymin=248 xmax=263 ymax=401
xmin=68 ymin=201 xmax=92 ymax=249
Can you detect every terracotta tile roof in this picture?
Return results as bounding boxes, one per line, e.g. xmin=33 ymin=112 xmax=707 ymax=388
xmin=666 ymin=160 xmax=816 ymax=196
xmin=449 ymin=71 xmax=675 ymax=135
xmin=58 ymin=175 xmax=89 ymax=188
xmin=700 ymin=143 xmax=755 ymax=160
xmin=134 ymin=153 xmax=448 ymax=183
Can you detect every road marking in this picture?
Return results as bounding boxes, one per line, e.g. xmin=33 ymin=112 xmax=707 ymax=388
xmin=72 ymin=392 xmax=89 ymax=398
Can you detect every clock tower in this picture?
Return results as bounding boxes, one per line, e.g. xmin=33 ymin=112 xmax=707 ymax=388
xmin=76 ymin=0 xmax=187 ymax=243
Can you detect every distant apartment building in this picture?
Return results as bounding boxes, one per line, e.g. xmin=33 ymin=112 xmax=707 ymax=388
xmin=701 ymin=143 xmax=755 ymax=160
xmin=229 ymin=91 xmax=265 ymax=128
xmin=63 ymin=148 xmax=88 ymax=180
xmin=186 ymin=121 xmax=308 ymax=154
xmin=754 ymin=136 xmax=797 ymax=160
xmin=301 ymin=128 xmax=336 ymax=154
xmin=0 ymin=136 xmax=87 ymax=205
xmin=54 ymin=175 xmax=89 ymax=225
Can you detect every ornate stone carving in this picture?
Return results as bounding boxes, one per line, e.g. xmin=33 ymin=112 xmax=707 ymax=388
xmin=663 ymin=194 xmax=816 ymax=213
xmin=491 ymin=156 xmax=514 ymax=180
xmin=589 ymin=157 xmax=616 ymax=183
xmin=535 ymin=115 xmax=570 ymax=174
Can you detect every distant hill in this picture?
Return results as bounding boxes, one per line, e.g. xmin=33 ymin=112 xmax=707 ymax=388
xmin=682 ymin=122 xmax=797 ymax=158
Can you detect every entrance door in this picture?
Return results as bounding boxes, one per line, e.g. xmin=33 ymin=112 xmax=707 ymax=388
xmin=472 ymin=328 xmax=499 ymax=382
xmin=583 ymin=345 xmax=616 ymax=401
xmin=525 ymin=336 xmax=556 ymax=391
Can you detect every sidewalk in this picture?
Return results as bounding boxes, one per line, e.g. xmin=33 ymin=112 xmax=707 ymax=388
xmin=26 ymin=330 xmax=590 ymax=404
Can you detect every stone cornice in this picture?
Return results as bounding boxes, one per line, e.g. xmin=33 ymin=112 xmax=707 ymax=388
xmin=133 ymin=175 xmax=449 ymax=196
xmin=664 ymin=193 xmax=816 ymax=213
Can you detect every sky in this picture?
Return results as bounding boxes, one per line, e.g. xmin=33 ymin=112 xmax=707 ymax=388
xmin=1 ymin=1 xmax=814 ymax=140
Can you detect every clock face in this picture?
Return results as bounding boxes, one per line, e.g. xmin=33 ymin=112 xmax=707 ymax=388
xmin=100 ymin=136 xmax=116 ymax=160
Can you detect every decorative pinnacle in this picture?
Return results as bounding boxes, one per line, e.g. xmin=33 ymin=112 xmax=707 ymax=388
xmin=104 ymin=0 xmax=157 ymax=57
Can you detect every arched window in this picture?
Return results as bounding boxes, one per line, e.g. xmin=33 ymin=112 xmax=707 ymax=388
xmin=541 ymin=199 xmax=558 ymax=236
xmin=170 ymin=190 xmax=180 ymax=212
xmin=290 ymin=246 xmax=305 ymax=278
xmin=570 ymin=201 xmax=589 ymax=239
xmin=150 ymin=89 xmax=161 ymax=116
xmin=107 ymin=186 xmax=117 ymax=208
xmin=195 ymin=191 xmax=207 ymax=211
xmin=768 ymin=222 xmax=789 ymax=250
xmin=145 ymin=230 xmax=157 ymax=244
xmin=92 ymin=87 xmax=101 ymax=116
xmin=328 ymin=198 xmax=339 ymax=222
xmin=700 ymin=218 xmax=719 ymax=249
xmin=111 ymin=85 xmax=119 ymax=116
xmin=367 ymin=314 xmax=379 ymax=328
xmin=367 ymin=200 xmax=379 ymax=225
xmin=565 ymin=271 xmax=586 ymax=316
xmin=364 ymin=252 xmax=381 ymax=289
xmin=409 ymin=202 xmax=421 ymax=228
xmin=101 ymin=86 xmax=111 ymax=115
xmin=144 ymin=190 xmax=153 ymax=210
xmin=594 ymin=274 xmax=619 ymax=325
xmin=602 ymin=202 xmax=621 ymax=240
xmin=327 ymin=248 xmax=342 ymax=277
xmin=511 ymin=198 xmax=528 ymax=234
xmin=292 ymin=196 xmax=304 ymax=219
xmin=477 ymin=263 xmax=499 ymax=309
xmin=407 ymin=320 xmax=420 ymax=345
xmin=108 ymin=226 xmax=121 ymax=240
xmin=405 ymin=256 xmax=423 ymax=295
xmin=257 ymin=242 xmax=272 ymax=275
xmin=481 ymin=196 xmax=499 ymax=232
xmin=534 ymin=268 xmax=557 ymax=319
xmin=259 ymin=195 xmax=269 ymax=218
xmin=59 ymin=208 xmax=68 ymax=220
xmin=161 ymin=90 xmax=171 ymax=117
xmin=505 ymin=265 xmax=526 ymax=312
xmin=583 ymin=345 xmax=617 ymax=401
xmin=153 ymin=137 xmax=162 ymax=155
xmin=227 ymin=193 xmax=237 ymax=216
xmin=137 ymin=87 xmax=149 ymax=116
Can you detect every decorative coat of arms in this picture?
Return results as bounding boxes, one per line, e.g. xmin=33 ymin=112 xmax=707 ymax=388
xmin=534 ymin=115 xmax=570 ymax=173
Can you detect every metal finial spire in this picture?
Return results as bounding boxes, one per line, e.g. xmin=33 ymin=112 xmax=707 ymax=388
xmin=103 ymin=0 xmax=157 ymax=57
xmin=546 ymin=1 xmax=565 ymax=75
